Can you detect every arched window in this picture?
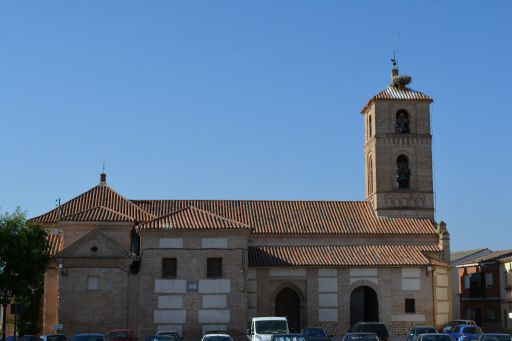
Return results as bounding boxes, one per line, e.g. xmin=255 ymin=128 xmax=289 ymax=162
xmin=369 ymin=115 xmax=372 ymax=137
xmin=396 ymin=155 xmax=410 ymax=189
xmin=396 ymin=110 xmax=410 ymax=134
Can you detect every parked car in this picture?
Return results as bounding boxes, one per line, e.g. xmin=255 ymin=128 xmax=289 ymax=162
xmin=22 ymin=336 xmax=39 ymax=341
xmin=407 ymin=326 xmax=437 ymax=341
xmin=152 ymin=336 xmax=176 ymax=341
xmin=107 ymin=330 xmax=135 ymax=341
xmin=201 ymin=334 xmax=234 ymax=341
xmin=269 ymin=334 xmax=307 ymax=341
xmin=204 ymin=331 xmax=229 ymax=336
xmin=71 ymin=334 xmax=107 ymax=341
xmin=40 ymin=335 xmax=67 ymax=341
xmin=477 ymin=334 xmax=512 ymax=341
xmin=414 ymin=334 xmax=452 ymax=341
xmin=247 ymin=317 xmax=289 ymax=341
xmin=350 ymin=323 xmax=389 ymax=341
xmin=155 ymin=331 xmax=180 ymax=341
xmin=447 ymin=325 xmax=483 ymax=341
xmin=441 ymin=321 xmax=477 ymax=333
xmin=6 ymin=336 xmax=19 ymax=341
xmin=302 ymin=328 xmax=329 ymax=341
xmin=341 ymin=332 xmax=379 ymax=341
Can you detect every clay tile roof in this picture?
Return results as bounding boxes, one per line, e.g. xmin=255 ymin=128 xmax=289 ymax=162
xmin=249 ymin=244 xmax=443 ymax=267
xmin=46 ymin=234 xmax=63 ymax=257
xmin=61 ymin=206 xmax=135 ymax=222
xmin=31 ymin=184 xmax=154 ymax=223
xmin=136 ymin=206 xmax=252 ymax=230
xmin=361 ymin=86 xmax=432 ymax=113
xmin=131 ymin=200 xmax=437 ymax=235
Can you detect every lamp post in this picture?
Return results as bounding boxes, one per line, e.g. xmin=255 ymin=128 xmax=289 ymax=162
xmin=0 ymin=289 xmax=13 ymax=341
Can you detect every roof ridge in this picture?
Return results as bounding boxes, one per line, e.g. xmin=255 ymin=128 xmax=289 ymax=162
xmin=61 ymin=205 xmax=135 ymax=221
xmin=136 ymin=204 xmax=251 ymax=230
xmin=130 ymin=199 xmax=369 ymax=203
xmin=31 ymin=183 xmax=155 ymax=223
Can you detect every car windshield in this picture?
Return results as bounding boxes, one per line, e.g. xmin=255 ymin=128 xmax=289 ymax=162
xmin=303 ymin=329 xmax=327 ymax=337
xmin=416 ymin=328 xmax=437 ymax=334
xmin=361 ymin=325 xmax=387 ymax=336
xmin=347 ymin=335 xmax=378 ymax=341
xmin=273 ymin=337 xmax=305 ymax=341
xmin=421 ymin=336 xmax=451 ymax=341
xmin=454 ymin=321 xmax=472 ymax=325
xmin=482 ymin=336 xmax=512 ymax=341
xmin=462 ymin=327 xmax=482 ymax=334
xmin=449 ymin=327 xmax=462 ymax=333
xmin=255 ymin=321 xmax=288 ymax=334
xmin=203 ymin=337 xmax=231 ymax=341
xmin=155 ymin=337 xmax=175 ymax=341
xmin=72 ymin=336 xmax=104 ymax=341
xmin=109 ymin=333 xmax=131 ymax=339
xmin=47 ymin=336 xmax=67 ymax=341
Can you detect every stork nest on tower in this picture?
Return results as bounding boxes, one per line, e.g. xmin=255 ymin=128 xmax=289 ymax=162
xmin=391 ymin=74 xmax=412 ymax=88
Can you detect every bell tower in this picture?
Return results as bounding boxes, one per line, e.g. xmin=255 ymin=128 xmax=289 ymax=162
xmin=361 ymin=65 xmax=434 ymax=219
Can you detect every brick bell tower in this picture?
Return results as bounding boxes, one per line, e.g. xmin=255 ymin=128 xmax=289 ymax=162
xmin=361 ymin=63 xmax=435 ymax=219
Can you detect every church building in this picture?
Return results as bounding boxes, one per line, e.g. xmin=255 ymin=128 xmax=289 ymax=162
xmin=35 ymin=66 xmax=452 ymax=339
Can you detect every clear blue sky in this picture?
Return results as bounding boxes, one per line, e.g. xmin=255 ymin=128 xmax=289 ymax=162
xmin=1 ymin=1 xmax=510 ymax=252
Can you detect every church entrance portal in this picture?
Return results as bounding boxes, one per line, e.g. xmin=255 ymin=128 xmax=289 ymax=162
xmin=350 ymin=286 xmax=379 ymax=327
xmin=275 ymin=287 xmax=301 ymax=333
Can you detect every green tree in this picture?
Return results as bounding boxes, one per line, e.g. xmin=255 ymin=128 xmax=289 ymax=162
xmin=0 ymin=209 xmax=50 ymax=335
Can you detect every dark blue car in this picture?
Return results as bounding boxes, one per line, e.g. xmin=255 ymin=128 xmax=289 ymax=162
xmin=447 ymin=325 xmax=483 ymax=341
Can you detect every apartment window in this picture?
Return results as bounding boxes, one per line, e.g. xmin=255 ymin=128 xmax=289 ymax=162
xmin=485 ymin=272 xmax=493 ymax=287
xmin=464 ymin=275 xmax=470 ymax=289
xmin=88 ymin=276 xmax=100 ymax=290
xmin=207 ymin=258 xmax=222 ymax=278
xmin=162 ymin=258 xmax=177 ymax=278
xmin=405 ymin=299 xmax=415 ymax=313
xmin=487 ymin=309 xmax=495 ymax=321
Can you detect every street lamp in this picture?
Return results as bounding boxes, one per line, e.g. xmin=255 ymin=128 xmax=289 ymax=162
xmin=0 ymin=289 xmax=13 ymax=341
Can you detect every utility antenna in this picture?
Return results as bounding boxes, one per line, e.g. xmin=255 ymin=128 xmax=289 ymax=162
xmin=56 ymin=198 xmax=62 ymax=220
xmin=391 ymin=51 xmax=397 ymax=68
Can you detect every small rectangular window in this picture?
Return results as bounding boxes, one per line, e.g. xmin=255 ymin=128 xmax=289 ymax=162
xmin=485 ymin=272 xmax=493 ymax=287
xmin=405 ymin=298 xmax=415 ymax=313
xmin=88 ymin=276 xmax=100 ymax=290
xmin=162 ymin=258 xmax=177 ymax=278
xmin=207 ymin=258 xmax=222 ymax=278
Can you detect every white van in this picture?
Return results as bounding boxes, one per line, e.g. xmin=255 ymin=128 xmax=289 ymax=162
xmin=247 ymin=317 xmax=289 ymax=341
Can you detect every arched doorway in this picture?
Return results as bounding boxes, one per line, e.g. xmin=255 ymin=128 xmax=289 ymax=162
xmin=275 ymin=287 xmax=301 ymax=333
xmin=350 ymin=286 xmax=379 ymax=327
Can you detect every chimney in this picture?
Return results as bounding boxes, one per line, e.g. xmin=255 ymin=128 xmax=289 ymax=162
xmin=437 ymin=221 xmax=450 ymax=263
xmin=100 ymin=173 xmax=107 ymax=185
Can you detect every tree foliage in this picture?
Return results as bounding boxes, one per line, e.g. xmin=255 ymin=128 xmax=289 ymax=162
xmin=0 ymin=209 xmax=50 ymax=334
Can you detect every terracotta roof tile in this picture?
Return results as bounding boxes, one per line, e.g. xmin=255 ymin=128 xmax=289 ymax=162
xmin=31 ymin=185 xmax=154 ymax=223
xmin=132 ymin=200 xmax=437 ymax=235
xmin=249 ymin=244 xmax=442 ymax=267
xmin=137 ymin=206 xmax=251 ymax=230
xmin=61 ymin=206 xmax=135 ymax=222
xmin=361 ymin=85 xmax=432 ymax=113
xmin=46 ymin=234 xmax=63 ymax=257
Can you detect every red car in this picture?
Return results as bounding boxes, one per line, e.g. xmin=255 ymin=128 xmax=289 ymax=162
xmin=107 ymin=330 xmax=135 ymax=341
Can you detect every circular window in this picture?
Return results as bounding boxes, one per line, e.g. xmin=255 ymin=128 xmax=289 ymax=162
xmin=91 ymin=246 xmax=98 ymax=252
